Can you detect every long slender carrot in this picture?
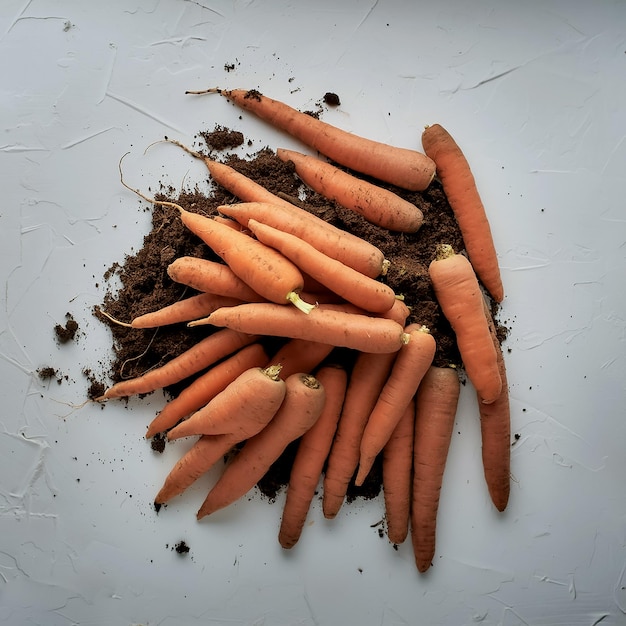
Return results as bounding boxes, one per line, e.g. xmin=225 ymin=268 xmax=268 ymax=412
xmin=166 ymin=364 xmax=287 ymax=441
xmin=276 ymin=148 xmax=424 ymax=233
xmin=422 ymin=123 xmax=504 ymax=302
xmin=322 ymin=350 xmax=397 ymax=519
xmin=97 ymin=328 xmax=258 ymax=400
xmin=428 ymin=244 xmax=502 ymax=404
xmin=192 ymin=88 xmax=436 ymax=191
xmin=411 ymin=365 xmax=460 ymax=573
xmin=191 ymin=302 xmax=410 ymax=354
xmin=196 ymin=372 xmax=327 ymax=519
xmin=247 ymin=218 xmax=397 ymax=314
xmin=145 ymin=342 xmax=268 ymax=439
xmin=264 ymin=338 xmax=334 ymax=380
xmin=279 ymin=364 xmax=348 ymax=548
xmin=382 ymin=398 xmax=415 ymax=545
xmin=355 ymin=324 xmax=436 ymax=486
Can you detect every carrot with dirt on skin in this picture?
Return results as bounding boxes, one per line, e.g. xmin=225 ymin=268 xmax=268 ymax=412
xmin=217 ymin=201 xmax=388 ymax=279
xmin=264 ymin=338 xmax=334 ymax=381
xmin=167 ymin=364 xmax=287 ymax=441
xmin=279 ymin=364 xmax=348 ymax=549
xmin=428 ymin=244 xmax=502 ymax=404
xmin=189 ymin=302 xmax=410 ymax=354
xmin=411 ymin=365 xmax=460 ymax=573
xmin=196 ymin=371 xmax=326 ymax=519
xmin=382 ymin=398 xmax=415 ymax=545
xmin=422 ymin=123 xmax=503 ymax=303
xmin=246 ymin=218 xmax=397 ymax=314
xmin=145 ymin=342 xmax=268 ymax=439
xmin=188 ymin=88 xmax=436 ymax=192
xmin=96 ymin=328 xmax=258 ymax=400
xmin=276 ymin=148 xmax=424 ymax=233
xmin=355 ymin=324 xmax=436 ymax=486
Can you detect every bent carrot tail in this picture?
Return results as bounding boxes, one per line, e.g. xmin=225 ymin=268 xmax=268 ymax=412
xmin=355 ymin=325 xmax=436 ymax=486
xmin=411 ymin=365 xmax=460 ymax=573
xmin=197 ymin=372 xmax=327 ymax=519
xmin=145 ymin=342 xmax=268 ymax=439
xmin=382 ymin=398 xmax=415 ymax=545
xmin=279 ymin=364 xmax=348 ymax=549
xmin=428 ymin=244 xmax=502 ymax=403
xmin=422 ymin=123 xmax=503 ymax=302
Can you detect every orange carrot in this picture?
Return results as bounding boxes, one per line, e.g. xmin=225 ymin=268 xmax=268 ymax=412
xmin=145 ymin=342 xmax=268 ymax=439
xmin=411 ymin=365 xmax=460 ymax=573
xmin=218 ymin=201 xmax=387 ymax=279
xmin=322 ymin=350 xmax=397 ymax=519
xmin=264 ymin=338 xmax=334 ymax=380
xmin=355 ymin=324 xmax=436 ymax=486
xmin=279 ymin=364 xmax=348 ymax=548
xmin=382 ymin=398 xmax=415 ymax=545
xmin=98 ymin=328 xmax=258 ymax=400
xmin=166 ymin=364 xmax=286 ymax=441
xmin=277 ymin=148 xmax=424 ymax=233
xmin=190 ymin=302 xmax=410 ymax=354
xmin=428 ymin=244 xmax=502 ymax=403
xmin=247 ymin=218 xmax=397 ymax=314
xmin=422 ymin=123 xmax=504 ymax=302
xmin=196 ymin=372 xmax=326 ymax=519
xmin=194 ymin=88 xmax=436 ymax=191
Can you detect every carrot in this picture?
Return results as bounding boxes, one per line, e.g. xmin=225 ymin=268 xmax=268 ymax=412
xmin=322 ymin=350 xmax=397 ymax=519
xmin=196 ymin=372 xmax=326 ymax=519
xmin=478 ymin=298 xmax=510 ymax=512
xmin=167 ymin=257 xmax=264 ymax=302
xmin=217 ymin=201 xmax=387 ymax=279
xmin=192 ymin=88 xmax=436 ymax=191
xmin=278 ymin=364 xmax=348 ymax=548
xmin=411 ymin=365 xmax=460 ymax=573
xmin=355 ymin=324 xmax=436 ymax=486
xmin=145 ymin=342 xmax=267 ymax=439
xmin=190 ymin=302 xmax=410 ymax=354
xmin=166 ymin=364 xmax=286 ymax=441
xmin=276 ymin=148 xmax=424 ymax=233
xmin=382 ymin=398 xmax=415 ymax=545
xmin=428 ymin=244 xmax=502 ymax=404
xmin=264 ymin=338 xmax=334 ymax=380
xmin=97 ymin=328 xmax=258 ymax=400
xmin=421 ymin=123 xmax=503 ymax=302
xmin=247 ymin=218 xmax=397 ymax=314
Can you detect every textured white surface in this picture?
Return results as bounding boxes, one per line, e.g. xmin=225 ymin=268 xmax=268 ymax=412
xmin=2 ymin=1 xmax=626 ymax=624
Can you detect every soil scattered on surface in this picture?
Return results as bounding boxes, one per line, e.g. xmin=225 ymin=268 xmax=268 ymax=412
xmin=55 ymin=313 xmax=79 ymax=344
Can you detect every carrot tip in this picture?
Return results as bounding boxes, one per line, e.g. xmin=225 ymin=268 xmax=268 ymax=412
xmin=187 ymin=316 xmax=212 ymax=328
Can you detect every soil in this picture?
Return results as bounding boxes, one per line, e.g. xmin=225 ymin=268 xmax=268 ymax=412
xmin=55 ymin=313 xmax=79 ymax=344
xmin=94 ymin=122 xmax=504 ymax=504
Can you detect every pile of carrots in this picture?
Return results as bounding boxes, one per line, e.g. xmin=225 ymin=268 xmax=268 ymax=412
xmin=96 ymin=88 xmax=510 ymax=574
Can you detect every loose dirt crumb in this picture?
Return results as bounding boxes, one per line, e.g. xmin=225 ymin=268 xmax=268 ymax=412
xmin=55 ymin=313 xmax=79 ymax=344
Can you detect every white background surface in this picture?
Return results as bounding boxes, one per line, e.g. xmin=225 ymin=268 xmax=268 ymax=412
xmin=2 ymin=1 xmax=626 ymax=625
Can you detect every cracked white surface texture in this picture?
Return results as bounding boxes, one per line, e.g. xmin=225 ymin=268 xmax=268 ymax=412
xmin=2 ymin=0 xmax=626 ymax=624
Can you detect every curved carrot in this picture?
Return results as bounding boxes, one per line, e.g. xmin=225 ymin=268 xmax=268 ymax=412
xmin=382 ymin=398 xmax=415 ymax=545
xmin=277 ymin=148 xmax=424 ymax=233
xmin=428 ymin=244 xmax=502 ymax=404
xmin=196 ymin=88 xmax=436 ymax=191
xmin=247 ymin=218 xmax=397 ymax=314
xmin=217 ymin=201 xmax=387 ymax=279
xmin=322 ymin=350 xmax=397 ymax=519
xmin=197 ymin=372 xmax=327 ymax=519
xmin=98 ymin=328 xmax=258 ymax=400
xmin=279 ymin=364 xmax=348 ymax=548
xmin=167 ymin=364 xmax=286 ymax=441
xmin=411 ymin=365 xmax=460 ymax=573
xmin=191 ymin=302 xmax=410 ymax=354
xmin=264 ymin=338 xmax=334 ymax=380
xmin=355 ymin=324 xmax=436 ymax=486
xmin=422 ymin=123 xmax=503 ymax=302
xmin=145 ymin=342 xmax=268 ymax=439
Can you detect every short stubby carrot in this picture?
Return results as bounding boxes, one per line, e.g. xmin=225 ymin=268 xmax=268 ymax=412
xmin=277 ymin=148 xmax=424 ymax=233
xmin=199 ymin=88 xmax=436 ymax=191
xmin=428 ymin=244 xmax=502 ymax=404
xmin=166 ymin=364 xmax=286 ymax=441
xmin=422 ymin=123 xmax=504 ymax=302
xmin=196 ymin=372 xmax=327 ymax=519
xmin=411 ymin=365 xmax=460 ymax=573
